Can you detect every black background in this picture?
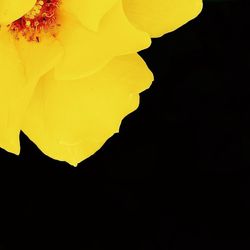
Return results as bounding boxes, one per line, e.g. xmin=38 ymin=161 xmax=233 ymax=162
xmin=0 ymin=0 xmax=250 ymax=249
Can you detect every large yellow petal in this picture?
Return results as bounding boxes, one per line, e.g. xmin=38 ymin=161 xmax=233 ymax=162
xmin=123 ymin=0 xmax=203 ymax=37
xmin=22 ymin=54 xmax=153 ymax=166
xmin=15 ymin=37 xmax=63 ymax=84
xmin=0 ymin=31 xmax=27 ymax=153
xmin=0 ymin=0 xmax=36 ymax=24
xmin=55 ymin=1 xmax=151 ymax=80
xmin=0 ymin=30 xmax=63 ymax=154
xmin=62 ymin=0 xmax=119 ymax=31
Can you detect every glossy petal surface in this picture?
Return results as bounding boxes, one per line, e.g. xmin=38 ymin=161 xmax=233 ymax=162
xmin=0 ymin=0 xmax=36 ymax=24
xmin=22 ymin=54 xmax=153 ymax=165
xmin=123 ymin=0 xmax=203 ymax=37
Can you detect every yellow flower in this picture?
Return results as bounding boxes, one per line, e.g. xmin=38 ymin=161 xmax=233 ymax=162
xmin=0 ymin=0 xmax=202 ymax=166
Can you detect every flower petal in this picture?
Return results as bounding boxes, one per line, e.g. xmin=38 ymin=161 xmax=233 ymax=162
xmin=22 ymin=54 xmax=153 ymax=166
xmin=0 ymin=31 xmax=63 ymax=154
xmin=55 ymin=2 xmax=151 ymax=80
xmin=123 ymin=0 xmax=203 ymax=37
xmin=15 ymin=37 xmax=63 ymax=83
xmin=62 ymin=0 xmax=119 ymax=31
xmin=0 ymin=0 xmax=36 ymax=24
xmin=0 ymin=31 xmax=27 ymax=153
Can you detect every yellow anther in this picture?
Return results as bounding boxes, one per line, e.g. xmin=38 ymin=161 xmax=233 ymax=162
xmin=26 ymin=20 xmax=31 ymax=27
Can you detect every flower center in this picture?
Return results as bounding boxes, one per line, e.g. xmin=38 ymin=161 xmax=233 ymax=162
xmin=9 ymin=0 xmax=60 ymax=42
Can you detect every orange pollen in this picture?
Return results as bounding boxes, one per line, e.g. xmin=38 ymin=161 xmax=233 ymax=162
xmin=9 ymin=0 xmax=60 ymax=41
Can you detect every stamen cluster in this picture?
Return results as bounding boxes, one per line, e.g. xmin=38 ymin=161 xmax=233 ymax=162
xmin=9 ymin=0 xmax=60 ymax=41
